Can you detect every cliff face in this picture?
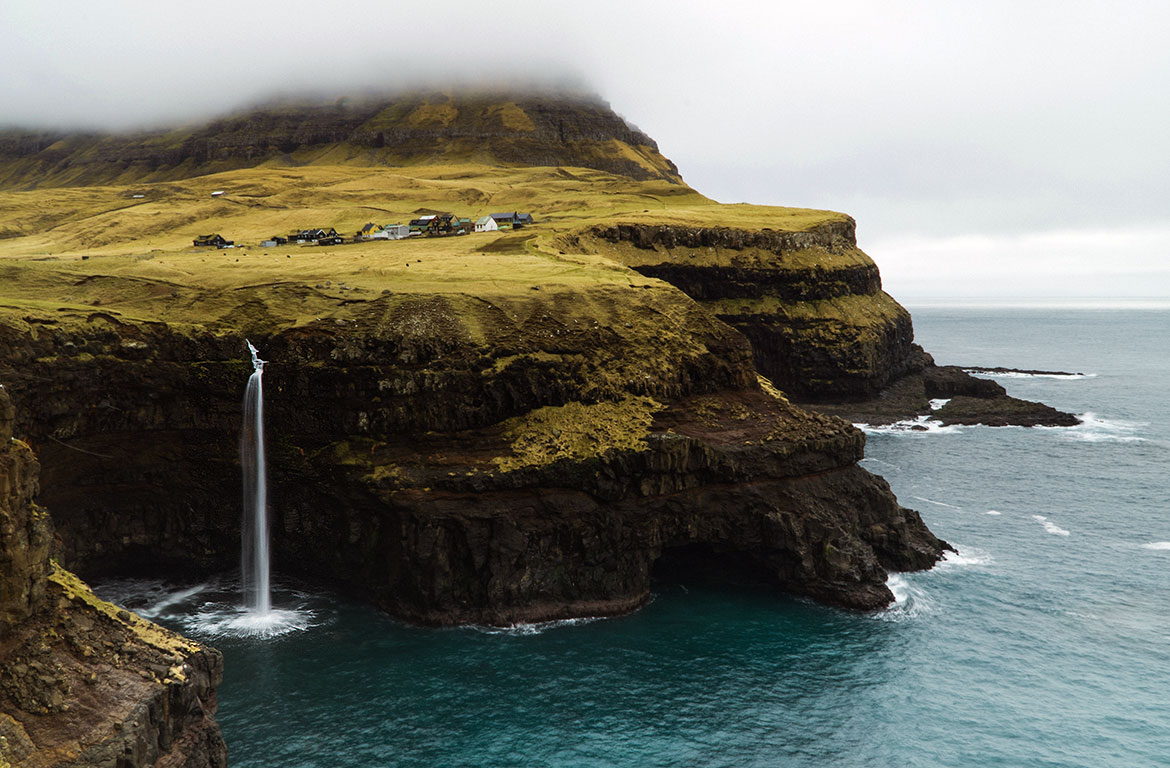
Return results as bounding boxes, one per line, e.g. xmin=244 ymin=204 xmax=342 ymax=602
xmin=0 ymin=281 xmax=947 ymax=623
xmin=0 ymin=389 xmax=226 ymax=768
xmin=0 ymin=91 xmax=680 ymax=189
xmin=585 ymin=221 xmax=919 ymax=401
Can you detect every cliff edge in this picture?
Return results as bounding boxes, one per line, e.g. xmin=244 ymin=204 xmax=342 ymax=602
xmin=0 ymin=389 xmax=226 ymax=768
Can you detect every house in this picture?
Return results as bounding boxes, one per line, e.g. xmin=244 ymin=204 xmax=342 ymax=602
xmin=316 ymin=233 xmax=345 ymax=246
xmin=490 ymin=212 xmax=535 ymax=229
xmin=424 ymin=213 xmax=458 ymax=236
xmin=357 ymin=222 xmax=384 ymax=240
xmin=193 ymin=234 xmax=233 ymax=248
xmin=289 ymin=228 xmax=339 ymax=244
xmin=475 ymin=216 xmax=499 ymax=233
xmin=382 ymin=224 xmax=411 ymax=240
xmin=455 ymin=218 xmax=473 ymax=235
xmin=408 ymin=215 xmax=436 ymax=235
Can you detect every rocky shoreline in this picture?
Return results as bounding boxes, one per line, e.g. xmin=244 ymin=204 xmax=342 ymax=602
xmin=801 ymin=349 xmax=1080 ymax=428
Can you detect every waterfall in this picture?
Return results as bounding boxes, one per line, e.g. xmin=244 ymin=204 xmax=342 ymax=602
xmin=241 ymin=340 xmax=271 ymax=614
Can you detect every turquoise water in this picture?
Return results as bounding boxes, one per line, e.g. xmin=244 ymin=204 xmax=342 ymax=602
xmin=100 ymin=307 xmax=1170 ymax=767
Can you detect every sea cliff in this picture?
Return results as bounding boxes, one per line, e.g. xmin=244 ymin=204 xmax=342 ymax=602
xmin=0 ymin=278 xmax=947 ymax=622
xmin=0 ymin=389 xmax=226 ymax=768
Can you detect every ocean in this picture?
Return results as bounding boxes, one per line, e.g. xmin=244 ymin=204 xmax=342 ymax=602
xmin=98 ymin=304 xmax=1170 ymax=767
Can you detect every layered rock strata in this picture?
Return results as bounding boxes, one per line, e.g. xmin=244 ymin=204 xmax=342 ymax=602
xmin=0 ymin=389 xmax=227 ymax=768
xmin=0 ymin=283 xmax=947 ymax=623
xmin=587 ymin=221 xmax=916 ymax=401
xmin=584 ymin=223 xmax=1077 ymax=426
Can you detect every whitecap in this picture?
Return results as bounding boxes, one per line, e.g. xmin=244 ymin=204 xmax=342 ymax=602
xmin=1141 ymin=542 xmax=1170 ymax=551
xmin=1032 ymin=514 xmax=1071 ymax=536
xmin=911 ymin=495 xmax=962 ymax=510
xmin=928 ymin=398 xmax=951 ymax=411
xmin=986 ymin=510 xmax=1002 ymax=516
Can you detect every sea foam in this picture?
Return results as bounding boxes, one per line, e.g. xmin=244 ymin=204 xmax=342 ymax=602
xmin=965 ymin=369 xmax=1095 ymax=380
xmin=1141 ymin=542 xmax=1170 ymax=551
xmin=938 ymin=547 xmax=993 ymax=568
xmin=911 ymin=495 xmax=962 ymax=510
xmin=1032 ymin=514 xmax=1071 ymax=536
xmin=878 ymin=574 xmax=935 ymax=621
xmin=856 ymin=415 xmax=963 ymax=435
xmin=1057 ymin=412 xmax=1148 ymax=443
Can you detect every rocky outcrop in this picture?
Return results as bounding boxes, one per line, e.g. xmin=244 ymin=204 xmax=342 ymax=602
xmin=805 ymin=349 xmax=1080 ymax=427
xmin=0 ymin=91 xmax=681 ymax=189
xmin=0 ymin=390 xmax=226 ymax=768
xmin=582 ymin=224 xmax=1077 ymax=426
xmin=0 ymin=282 xmax=947 ymax=622
xmin=587 ymin=221 xmax=917 ymax=401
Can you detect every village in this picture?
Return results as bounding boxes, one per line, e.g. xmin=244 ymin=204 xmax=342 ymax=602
xmin=192 ymin=210 xmax=536 ymax=249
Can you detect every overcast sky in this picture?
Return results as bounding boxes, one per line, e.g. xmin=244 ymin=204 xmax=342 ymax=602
xmin=4 ymin=0 xmax=1169 ymax=299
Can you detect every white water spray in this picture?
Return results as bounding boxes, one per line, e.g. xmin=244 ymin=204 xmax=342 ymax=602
xmin=241 ymin=340 xmax=271 ymax=614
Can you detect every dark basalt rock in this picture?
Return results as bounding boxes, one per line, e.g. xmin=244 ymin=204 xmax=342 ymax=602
xmin=0 ymin=292 xmax=948 ymax=624
xmin=0 ymin=394 xmax=226 ymax=768
xmin=589 ymin=222 xmax=917 ymax=401
xmin=805 ymin=354 xmax=1080 ymax=428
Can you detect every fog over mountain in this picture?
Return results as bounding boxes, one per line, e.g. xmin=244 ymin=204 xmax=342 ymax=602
xmin=4 ymin=0 xmax=1169 ymax=298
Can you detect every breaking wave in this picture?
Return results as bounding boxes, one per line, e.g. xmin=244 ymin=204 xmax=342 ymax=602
xmin=965 ymin=369 xmax=1095 ymax=380
xmin=937 ymin=547 xmax=993 ymax=568
xmin=1141 ymin=542 xmax=1170 ymax=551
xmin=856 ymin=415 xmax=964 ymax=435
xmin=877 ymin=574 xmax=935 ymax=621
xmin=1057 ymin=413 xmax=1149 ymax=443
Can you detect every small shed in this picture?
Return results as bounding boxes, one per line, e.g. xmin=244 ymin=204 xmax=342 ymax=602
xmin=211 ymin=190 xmax=225 ymax=198
xmin=475 ymin=216 xmax=498 ymax=233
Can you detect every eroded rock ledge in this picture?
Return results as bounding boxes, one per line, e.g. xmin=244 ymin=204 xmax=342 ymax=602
xmin=0 ymin=389 xmax=226 ymax=768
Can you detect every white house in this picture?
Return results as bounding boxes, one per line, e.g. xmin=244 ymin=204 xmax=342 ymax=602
xmin=475 ymin=216 xmax=499 ymax=233
xmin=383 ymin=224 xmax=411 ymax=239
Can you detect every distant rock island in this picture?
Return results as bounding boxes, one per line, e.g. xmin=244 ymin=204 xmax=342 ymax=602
xmin=0 ymin=87 xmax=1073 ymax=765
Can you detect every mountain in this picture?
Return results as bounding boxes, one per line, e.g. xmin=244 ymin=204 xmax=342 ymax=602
xmin=0 ymin=91 xmax=680 ymax=189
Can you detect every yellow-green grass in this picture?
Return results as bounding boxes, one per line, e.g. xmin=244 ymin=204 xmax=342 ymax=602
xmin=0 ymin=163 xmax=853 ymax=333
